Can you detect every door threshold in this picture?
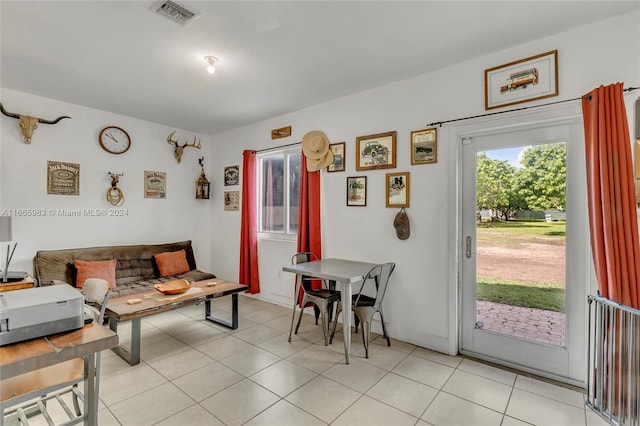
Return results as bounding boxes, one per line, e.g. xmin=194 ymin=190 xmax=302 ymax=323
xmin=459 ymin=350 xmax=586 ymax=391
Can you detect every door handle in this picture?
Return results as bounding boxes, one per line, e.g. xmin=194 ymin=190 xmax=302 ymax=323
xmin=466 ymin=235 xmax=473 ymax=259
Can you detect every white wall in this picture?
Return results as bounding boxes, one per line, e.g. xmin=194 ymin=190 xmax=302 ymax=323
xmin=209 ymin=11 xmax=640 ymax=354
xmin=0 ymin=89 xmax=213 ymax=274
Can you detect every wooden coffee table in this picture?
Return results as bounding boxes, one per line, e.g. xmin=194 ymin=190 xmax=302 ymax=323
xmin=106 ymin=279 xmax=248 ymax=365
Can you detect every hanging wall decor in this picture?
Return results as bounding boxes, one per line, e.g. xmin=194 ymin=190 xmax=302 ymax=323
xmin=355 ymin=131 xmax=396 ymax=171
xmin=144 ymin=171 xmax=166 ymax=199
xmin=410 ymin=128 xmax=437 ymax=165
xmin=224 ymin=165 xmax=239 ymax=186
xmin=1 ymin=102 xmax=71 ymax=144
xmin=271 ymin=125 xmax=292 ymax=139
xmin=346 ymin=176 xmax=367 ymax=207
xmin=484 ymin=50 xmax=558 ymax=110
xmin=386 ymin=171 xmax=410 ymax=208
xmin=224 ymin=191 xmax=239 ymax=211
xmin=328 ymin=142 xmax=346 ymax=172
xmin=107 ymin=172 xmax=125 ymax=206
xmin=47 ymin=161 xmax=79 ymax=195
xmin=196 ymin=157 xmax=210 ymax=199
xmin=166 ymin=131 xmax=201 ymax=163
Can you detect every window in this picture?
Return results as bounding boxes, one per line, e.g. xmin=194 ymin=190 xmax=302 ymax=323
xmin=257 ymin=148 xmax=301 ymax=237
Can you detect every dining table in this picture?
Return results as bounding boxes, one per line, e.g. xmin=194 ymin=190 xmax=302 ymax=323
xmin=283 ymin=257 xmax=383 ymax=364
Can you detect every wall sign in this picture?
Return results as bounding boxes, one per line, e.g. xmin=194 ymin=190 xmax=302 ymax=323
xmin=144 ymin=171 xmax=166 ymax=199
xmin=224 ymin=165 xmax=239 ymax=186
xmin=47 ymin=161 xmax=79 ymax=195
xmin=224 ymin=191 xmax=239 ymax=211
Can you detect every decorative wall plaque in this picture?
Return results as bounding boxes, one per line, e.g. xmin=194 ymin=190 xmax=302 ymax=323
xmin=144 ymin=171 xmax=166 ymax=199
xmin=224 ymin=191 xmax=239 ymax=211
xmin=47 ymin=161 xmax=79 ymax=195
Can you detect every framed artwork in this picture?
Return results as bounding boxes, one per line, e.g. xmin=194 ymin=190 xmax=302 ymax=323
xmin=224 ymin=165 xmax=239 ymax=186
xmin=144 ymin=171 xmax=166 ymax=199
xmin=484 ymin=50 xmax=558 ymax=110
xmin=410 ymin=128 xmax=437 ymax=164
xmin=386 ymin=172 xmax=410 ymax=208
xmin=224 ymin=191 xmax=239 ymax=211
xmin=47 ymin=161 xmax=80 ymax=196
xmin=346 ymin=176 xmax=367 ymax=206
xmin=355 ymin=131 xmax=396 ymax=171
xmin=328 ymin=142 xmax=346 ymax=172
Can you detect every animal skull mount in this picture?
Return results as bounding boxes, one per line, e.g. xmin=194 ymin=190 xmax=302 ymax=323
xmin=167 ymin=131 xmax=201 ymax=163
xmin=0 ymin=102 xmax=71 ymax=144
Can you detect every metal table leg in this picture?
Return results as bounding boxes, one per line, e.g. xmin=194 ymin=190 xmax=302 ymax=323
xmin=109 ymin=317 xmax=141 ymax=365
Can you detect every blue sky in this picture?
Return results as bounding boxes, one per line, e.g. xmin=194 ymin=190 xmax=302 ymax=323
xmin=485 ymin=147 xmax=527 ymax=169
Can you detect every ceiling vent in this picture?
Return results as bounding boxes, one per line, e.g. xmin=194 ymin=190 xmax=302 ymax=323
xmin=150 ymin=0 xmax=200 ymax=26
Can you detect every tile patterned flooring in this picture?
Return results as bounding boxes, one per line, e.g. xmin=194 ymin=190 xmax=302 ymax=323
xmin=18 ymin=295 xmax=607 ymax=426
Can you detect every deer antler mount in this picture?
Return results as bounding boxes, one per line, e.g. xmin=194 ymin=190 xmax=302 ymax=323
xmin=167 ymin=131 xmax=201 ymax=163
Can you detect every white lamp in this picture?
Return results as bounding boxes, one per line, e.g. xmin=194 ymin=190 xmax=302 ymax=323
xmin=0 ymin=216 xmax=17 ymax=283
xmin=204 ymin=56 xmax=218 ymax=74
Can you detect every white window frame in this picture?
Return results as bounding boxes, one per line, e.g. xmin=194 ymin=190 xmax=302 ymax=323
xmin=256 ymin=147 xmax=301 ymax=241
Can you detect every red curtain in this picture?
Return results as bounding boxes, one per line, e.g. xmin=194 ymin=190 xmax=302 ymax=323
xmin=239 ymin=150 xmax=260 ymax=294
xmin=582 ymin=83 xmax=640 ymax=309
xmin=297 ymin=154 xmax=323 ymax=298
xmin=297 ymin=155 xmax=322 ymax=257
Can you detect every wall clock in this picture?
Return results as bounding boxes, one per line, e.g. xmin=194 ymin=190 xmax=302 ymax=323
xmin=99 ymin=126 xmax=131 ymax=154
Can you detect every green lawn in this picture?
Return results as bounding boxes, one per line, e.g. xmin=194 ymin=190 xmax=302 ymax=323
xmin=477 ymin=277 xmax=565 ymax=312
xmin=477 ymin=219 xmax=565 ymax=248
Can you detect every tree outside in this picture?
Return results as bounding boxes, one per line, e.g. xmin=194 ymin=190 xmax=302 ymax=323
xmin=476 ymin=143 xmax=566 ymax=221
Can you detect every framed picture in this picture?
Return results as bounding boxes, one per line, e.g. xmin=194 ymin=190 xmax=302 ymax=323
xmin=411 ymin=128 xmax=437 ymax=165
xmin=224 ymin=165 xmax=239 ymax=186
xmin=484 ymin=50 xmax=558 ymax=110
xmin=224 ymin=191 xmax=239 ymax=211
xmin=327 ymin=142 xmax=346 ymax=172
xmin=355 ymin=131 xmax=396 ymax=171
xmin=386 ymin=172 xmax=410 ymax=208
xmin=144 ymin=171 xmax=166 ymax=199
xmin=47 ymin=161 xmax=80 ymax=196
xmin=346 ymin=176 xmax=367 ymax=206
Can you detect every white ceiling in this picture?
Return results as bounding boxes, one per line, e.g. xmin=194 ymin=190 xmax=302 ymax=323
xmin=1 ymin=1 xmax=638 ymax=135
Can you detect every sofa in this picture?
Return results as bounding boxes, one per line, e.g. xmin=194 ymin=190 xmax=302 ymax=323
xmin=33 ymin=240 xmax=215 ymax=297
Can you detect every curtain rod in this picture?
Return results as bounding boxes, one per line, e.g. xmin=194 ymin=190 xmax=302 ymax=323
xmin=251 ymin=141 xmax=301 ymax=154
xmin=426 ymin=86 xmax=639 ymax=128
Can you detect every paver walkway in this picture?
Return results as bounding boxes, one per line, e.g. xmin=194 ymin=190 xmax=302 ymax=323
xmin=476 ymin=300 xmax=566 ymax=347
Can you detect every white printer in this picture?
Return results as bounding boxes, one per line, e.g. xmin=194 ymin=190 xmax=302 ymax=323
xmin=0 ymin=285 xmax=85 ymax=346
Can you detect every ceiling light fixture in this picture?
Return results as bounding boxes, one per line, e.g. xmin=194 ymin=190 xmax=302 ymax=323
xmin=205 ymin=56 xmax=218 ymax=74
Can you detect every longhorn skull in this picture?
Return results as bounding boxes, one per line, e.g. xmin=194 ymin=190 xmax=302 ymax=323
xmin=167 ymin=131 xmax=201 ymax=163
xmin=0 ymin=102 xmax=71 ymax=144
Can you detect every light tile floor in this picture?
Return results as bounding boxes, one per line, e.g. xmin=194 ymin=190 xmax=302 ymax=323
xmin=14 ymin=295 xmax=609 ymax=426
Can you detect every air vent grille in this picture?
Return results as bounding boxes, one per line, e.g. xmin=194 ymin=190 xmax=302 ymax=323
xmin=150 ymin=0 xmax=199 ymax=26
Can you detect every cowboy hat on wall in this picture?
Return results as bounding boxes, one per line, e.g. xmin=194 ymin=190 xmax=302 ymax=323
xmin=302 ymin=130 xmax=334 ymax=172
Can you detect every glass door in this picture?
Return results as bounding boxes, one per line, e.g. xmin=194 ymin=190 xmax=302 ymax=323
xmin=460 ymin=122 xmax=587 ymax=383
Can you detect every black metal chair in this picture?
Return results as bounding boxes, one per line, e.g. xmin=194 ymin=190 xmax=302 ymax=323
xmin=288 ymin=252 xmax=341 ymax=346
xmin=330 ymin=262 xmax=395 ymax=357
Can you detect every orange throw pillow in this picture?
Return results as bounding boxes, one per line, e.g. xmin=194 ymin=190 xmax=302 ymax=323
xmin=154 ymin=249 xmax=190 ymax=277
xmin=74 ymin=259 xmax=117 ymax=289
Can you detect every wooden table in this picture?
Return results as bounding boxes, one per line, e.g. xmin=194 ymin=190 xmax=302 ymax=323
xmin=106 ymin=279 xmax=248 ymax=365
xmin=283 ymin=258 xmax=382 ymax=364
xmin=0 ymin=323 xmax=118 ymax=425
xmin=0 ymin=276 xmax=35 ymax=292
